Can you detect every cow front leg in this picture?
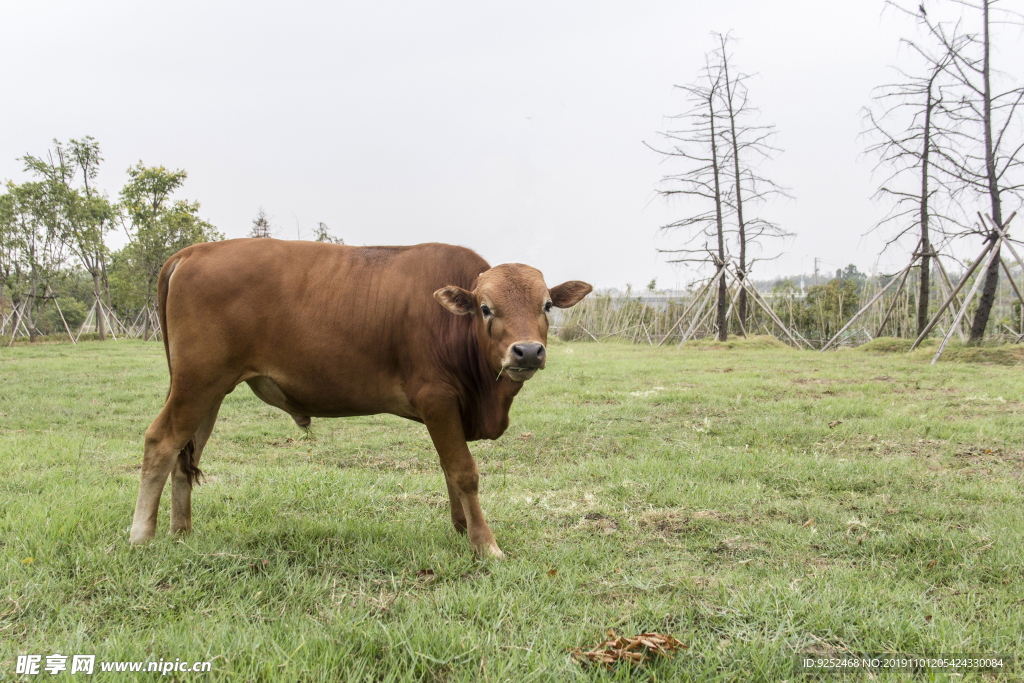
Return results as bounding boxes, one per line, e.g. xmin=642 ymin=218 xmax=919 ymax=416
xmin=443 ymin=473 xmax=469 ymax=534
xmin=422 ymin=406 xmax=502 ymax=558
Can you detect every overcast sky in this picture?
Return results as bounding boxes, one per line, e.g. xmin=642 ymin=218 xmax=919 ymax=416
xmin=2 ymin=1 xmax=1021 ymax=290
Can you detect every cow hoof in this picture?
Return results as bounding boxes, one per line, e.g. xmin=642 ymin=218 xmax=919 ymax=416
xmin=128 ymin=528 xmax=154 ymax=545
xmin=479 ymin=543 xmax=504 ymax=560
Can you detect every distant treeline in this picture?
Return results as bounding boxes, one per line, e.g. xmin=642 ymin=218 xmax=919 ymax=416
xmin=0 ymin=137 xmax=340 ymax=342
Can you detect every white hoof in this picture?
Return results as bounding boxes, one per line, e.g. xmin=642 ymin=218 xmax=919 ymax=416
xmin=480 ymin=543 xmax=504 ymax=559
xmin=128 ymin=526 xmax=154 ymax=545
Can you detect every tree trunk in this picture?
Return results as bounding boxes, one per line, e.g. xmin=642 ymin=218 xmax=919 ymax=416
xmin=100 ymin=251 xmax=112 ymax=311
xmin=970 ymin=243 xmax=1001 ymax=341
xmin=26 ymin=277 xmax=39 ymax=342
xmin=709 ymin=92 xmax=728 ymax=342
xmin=142 ymin=282 xmax=153 ymax=341
xmin=918 ymin=249 xmax=931 ymax=337
xmin=721 ymin=41 xmax=747 ymax=336
xmin=969 ymin=0 xmax=1001 ymax=343
xmin=92 ymin=271 xmax=106 ymax=341
xmin=917 ymin=75 xmax=935 ymax=338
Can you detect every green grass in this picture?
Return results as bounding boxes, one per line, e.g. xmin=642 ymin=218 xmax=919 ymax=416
xmin=1 ymin=338 xmax=1022 ymax=681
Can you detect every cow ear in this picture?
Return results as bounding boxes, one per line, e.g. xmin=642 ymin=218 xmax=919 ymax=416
xmin=434 ymin=286 xmax=476 ymax=315
xmin=549 ymin=281 xmax=593 ymax=309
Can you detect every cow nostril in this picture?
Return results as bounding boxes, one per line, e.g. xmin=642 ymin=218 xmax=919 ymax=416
xmin=537 ymin=346 xmax=545 ymax=358
xmin=512 ymin=345 xmax=525 ymax=358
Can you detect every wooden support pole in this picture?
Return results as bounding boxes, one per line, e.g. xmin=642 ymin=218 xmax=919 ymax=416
xmin=910 ymin=236 xmax=997 ymax=352
xmin=736 ymin=271 xmax=808 ymax=347
xmin=983 ymin=212 xmax=1023 ymax=274
xmin=933 ymin=254 xmax=967 ymax=342
xmin=723 ymin=266 xmax=804 ymax=348
xmin=658 ymin=265 xmax=724 ymax=347
xmin=874 ymin=260 xmax=917 ymax=338
xmin=47 ymin=288 xmax=76 ymax=345
xmin=726 ymin=283 xmax=747 ymax=338
xmin=75 ymin=301 xmax=97 ymax=344
xmin=820 ymin=259 xmax=916 ymax=352
xmin=999 ymin=257 xmax=1024 ymax=308
xmin=931 ymin=234 xmax=1003 ymax=364
xmin=96 ymin=298 xmax=118 ymax=341
xmin=678 ymin=268 xmax=725 ymax=348
xmin=7 ymin=300 xmax=29 ymax=346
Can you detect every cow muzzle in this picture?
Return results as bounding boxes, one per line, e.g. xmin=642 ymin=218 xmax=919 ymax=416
xmin=501 ymin=342 xmax=546 ymax=382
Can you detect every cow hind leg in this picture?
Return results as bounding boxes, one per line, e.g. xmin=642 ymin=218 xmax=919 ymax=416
xmin=170 ymin=399 xmax=223 ymax=535
xmin=130 ymin=388 xmax=225 ymax=545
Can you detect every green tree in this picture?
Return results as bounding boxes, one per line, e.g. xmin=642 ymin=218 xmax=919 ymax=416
xmin=0 ymin=180 xmax=70 ymax=340
xmin=806 ymin=278 xmax=860 ymax=341
xmin=119 ymin=163 xmax=221 ymax=339
xmin=313 ymin=221 xmax=344 ymax=244
xmin=23 ymin=138 xmax=116 ymax=339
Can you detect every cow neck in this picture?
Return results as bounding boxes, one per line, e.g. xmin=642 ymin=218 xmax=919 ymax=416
xmin=451 ymin=320 xmax=524 ymax=442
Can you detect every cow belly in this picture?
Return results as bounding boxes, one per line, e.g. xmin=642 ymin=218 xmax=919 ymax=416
xmin=244 ymin=375 xmax=418 ymax=421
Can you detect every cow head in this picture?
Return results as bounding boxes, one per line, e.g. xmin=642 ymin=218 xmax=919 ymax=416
xmin=434 ymin=264 xmax=592 ymax=382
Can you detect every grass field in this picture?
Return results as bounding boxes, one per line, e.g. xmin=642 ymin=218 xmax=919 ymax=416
xmin=1 ymin=338 xmax=1022 ymax=681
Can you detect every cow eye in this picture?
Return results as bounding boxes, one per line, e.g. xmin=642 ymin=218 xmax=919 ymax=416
xmin=544 ymin=301 xmax=553 ymax=313
xmin=480 ymin=304 xmax=492 ymax=317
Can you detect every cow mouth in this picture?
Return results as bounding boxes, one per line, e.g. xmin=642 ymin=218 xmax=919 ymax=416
xmin=501 ymin=366 xmax=539 ymax=382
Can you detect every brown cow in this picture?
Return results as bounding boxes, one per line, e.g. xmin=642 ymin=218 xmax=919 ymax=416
xmin=128 ymin=239 xmax=592 ymax=557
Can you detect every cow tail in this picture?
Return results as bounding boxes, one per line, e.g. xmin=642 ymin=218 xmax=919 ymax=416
xmin=157 ymin=258 xmax=176 ymax=378
xmin=158 ymin=257 xmax=202 ymax=488
xmin=177 ymin=438 xmax=203 ymax=488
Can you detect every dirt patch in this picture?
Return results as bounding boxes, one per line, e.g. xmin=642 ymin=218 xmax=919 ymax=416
xmin=954 ymin=446 xmax=1024 ymax=468
xmin=336 ymin=455 xmax=432 ymax=473
xmin=870 ymin=438 xmax=946 ymax=459
xmin=712 ymin=536 xmax=764 ymax=555
xmin=635 ymin=510 xmax=690 ymax=535
xmin=793 ymin=377 xmax=840 ymax=386
xmin=575 ymin=512 xmax=620 ymax=535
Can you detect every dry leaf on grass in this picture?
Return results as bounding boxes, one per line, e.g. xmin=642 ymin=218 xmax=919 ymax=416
xmin=571 ymin=630 xmax=687 ymax=668
xmin=829 ymin=420 xmax=842 ymax=429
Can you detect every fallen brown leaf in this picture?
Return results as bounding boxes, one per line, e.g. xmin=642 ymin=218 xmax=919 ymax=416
xmin=926 ymin=559 xmax=938 ymax=569
xmin=828 ymin=420 xmax=842 ymax=429
xmin=571 ymin=630 xmax=687 ymax=668
xmin=547 ymin=569 xmax=557 ymax=577
xmin=416 ymin=569 xmax=435 ymax=580
xmin=802 ymin=518 xmax=815 ymax=528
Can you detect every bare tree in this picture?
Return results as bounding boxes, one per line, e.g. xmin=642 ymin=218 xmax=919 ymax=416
xmin=894 ymin=0 xmax=1024 ymax=341
xmin=715 ymin=33 xmax=792 ymax=332
xmin=865 ymin=48 xmax=958 ymax=336
xmin=647 ymin=52 xmax=730 ymax=340
xmin=648 ymin=35 xmax=789 ymax=341
xmin=249 ymin=207 xmax=274 ymax=238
